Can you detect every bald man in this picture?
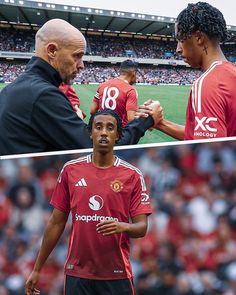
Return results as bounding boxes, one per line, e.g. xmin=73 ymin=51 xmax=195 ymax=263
xmin=0 ymin=19 xmax=161 ymax=156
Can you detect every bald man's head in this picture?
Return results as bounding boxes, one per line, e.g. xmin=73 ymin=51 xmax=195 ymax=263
xmin=35 ymin=19 xmax=86 ymax=84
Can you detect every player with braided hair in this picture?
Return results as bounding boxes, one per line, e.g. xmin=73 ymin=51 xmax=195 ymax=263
xmin=140 ymin=2 xmax=236 ymax=140
xmin=176 ymin=2 xmax=228 ymax=43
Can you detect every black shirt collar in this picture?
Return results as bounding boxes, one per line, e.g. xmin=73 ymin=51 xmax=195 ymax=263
xmin=25 ymin=56 xmax=62 ymax=87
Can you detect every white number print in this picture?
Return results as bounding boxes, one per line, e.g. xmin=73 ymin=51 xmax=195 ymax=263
xmin=101 ymin=86 xmax=119 ymax=110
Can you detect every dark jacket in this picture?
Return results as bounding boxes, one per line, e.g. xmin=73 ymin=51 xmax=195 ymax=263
xmin=0 ymin=57 xmax=153 ymax=156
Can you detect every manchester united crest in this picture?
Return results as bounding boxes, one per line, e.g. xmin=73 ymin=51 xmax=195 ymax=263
xmin=110 ymin=180 xmax=123 ymax=192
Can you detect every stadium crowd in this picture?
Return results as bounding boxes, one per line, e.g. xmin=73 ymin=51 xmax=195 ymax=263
xmin=0 ymin=60 xmax=201 ymax=84
xmin=0 ymin=27 xmax=235 ymax=85
xmin=87 ymin=37 xmax=182 ymax=60
xmin=0 ymin=27 xmax=235 ymax=61
xmin=135 ymin=66 xmax=201 ymax=85
xmin=129 ymin=39 xmax=180 ymax=60
xmin=0 ymin=28 xmax=35 ymax=52
xmin=0 ymin=141 xmax=236 ymax=294
xmin=0 ymin=61 xmax=26 ymax=83
xmin=87 ymin=36 xmax=135 ymax=57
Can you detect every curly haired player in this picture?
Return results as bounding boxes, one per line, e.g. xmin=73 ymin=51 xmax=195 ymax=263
xmin=140 ymin=2 xmax=236 ymax=140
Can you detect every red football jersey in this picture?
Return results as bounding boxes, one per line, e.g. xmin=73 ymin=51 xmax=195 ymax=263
xmin=51 ymin=154 xmax=152 ymax=280
xmin=59 ymin=83 xmax=80 ymax=111
xmin=93 ymin=78 xmax=138 ymax=126
xmin=185 ymin=61 xmax=236 ymax=139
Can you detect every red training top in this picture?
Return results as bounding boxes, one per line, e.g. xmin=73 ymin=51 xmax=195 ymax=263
xmin=93 ymin=78 xmax=138 ymax=126
xmin=185 ymin=61 xmax=236 ymax=139
xmin=51 ymin=154 xmax=152 ymax=280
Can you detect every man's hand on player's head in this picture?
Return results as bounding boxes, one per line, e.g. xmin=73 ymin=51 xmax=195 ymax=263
xmin=96 ymin=221 xmax=129 ymax=235
xmin=25 ymin=271 xmax=40 ymax=295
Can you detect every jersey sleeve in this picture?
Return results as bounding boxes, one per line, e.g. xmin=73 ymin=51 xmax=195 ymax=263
xmin=59 ymin=84 xmax=80 ymax=110
xmin=93 ymin=86 xmax=100 ymax=103
xmin=129 ymin=171 xmax=152 ymax=218
xmin=66 ymin=85 xmax=81 ymax=110
xmin=126 ymin=89 xmax=138 ymax=111
xmin=50 ymin=166 xmax=70 ymax=214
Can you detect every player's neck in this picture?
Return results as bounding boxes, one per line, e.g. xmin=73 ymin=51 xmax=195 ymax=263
xmin=118 ymin=75 xmax=129 ymax=84
xmin=202 ymin=46 xmax=227 ymax=71
xmin=92 ymin=152 xmax=115 ymax=168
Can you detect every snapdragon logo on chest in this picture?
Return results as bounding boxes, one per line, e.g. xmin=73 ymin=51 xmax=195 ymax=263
xmin=75 ymin=195 xmax=119 ymax=223
xmin=89 ymin=195 xmax=104 ymax=210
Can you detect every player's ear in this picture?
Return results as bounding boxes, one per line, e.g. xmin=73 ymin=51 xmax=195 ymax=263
xmin=115 ymin=131 xmax=120 ymax=143
xmin=195 ymin=31 xmax=205 ymax=46
xmin=47 ymin=42 xmax=58 ymax=59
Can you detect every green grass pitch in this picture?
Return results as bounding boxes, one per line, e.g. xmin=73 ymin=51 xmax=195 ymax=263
xmin=0 ymin=83 xmax=190 ymax=145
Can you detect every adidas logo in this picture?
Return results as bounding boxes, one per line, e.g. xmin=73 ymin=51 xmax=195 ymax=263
xmin=75 ymin=178 xmax=87 ymax=187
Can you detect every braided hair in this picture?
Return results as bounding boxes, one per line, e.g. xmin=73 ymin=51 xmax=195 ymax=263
xmin=88 ymin=109 xmax=122 ymax=138
xmin=176 ymin=2 xmax=228 ymax=42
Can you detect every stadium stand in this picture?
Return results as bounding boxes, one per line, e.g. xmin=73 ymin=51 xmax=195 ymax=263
xmin=0 ymin=142 xmax=236 ymax=294
xmin=0 ymin=60 xmax=26 ymax=82
xmin=0 ymin=28 xmax=235 ymax=59
xmin=135 ymin=66 xmax=201 ymax=84
xmin=87 ymin=36 xmax=135 ymax=58
xmin=0 ymin=27 xmax=235 ymax=85
xmin=0 ymin=28 xmax=35 ymax=52
xmin=0 ymin=60 xmax=201 ymax=84
xmin=131 ymin=39 xmax=180 ymax=60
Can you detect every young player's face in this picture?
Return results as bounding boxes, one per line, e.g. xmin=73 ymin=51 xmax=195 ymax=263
xmin=55 ymin=38 xmax=86 ymax=84
xmin=175 ymin=24 xmax=202 ymax=69
xmin=91 ymin=115 xmax=119 ymax=152
xmin=176 ymin=38 xmax=202 ymax=69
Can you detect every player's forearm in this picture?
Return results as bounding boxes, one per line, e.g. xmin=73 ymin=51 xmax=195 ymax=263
xmin=90 ymin=102 xmax=99 ymax=115
xmin=96 ymin=215 xmax=148 ymax=237
xmin=156 ymin=119 xmax=185 ymax=140
xmin=90 ymin=108 xmax=96 ymax=115
xmin=127 ymin=110 xmax=136 ymax=122
xmin=125 ymin=220 xmax=147 ymax=238
xmin=33 ymin=217 xmax=66 ymax=272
